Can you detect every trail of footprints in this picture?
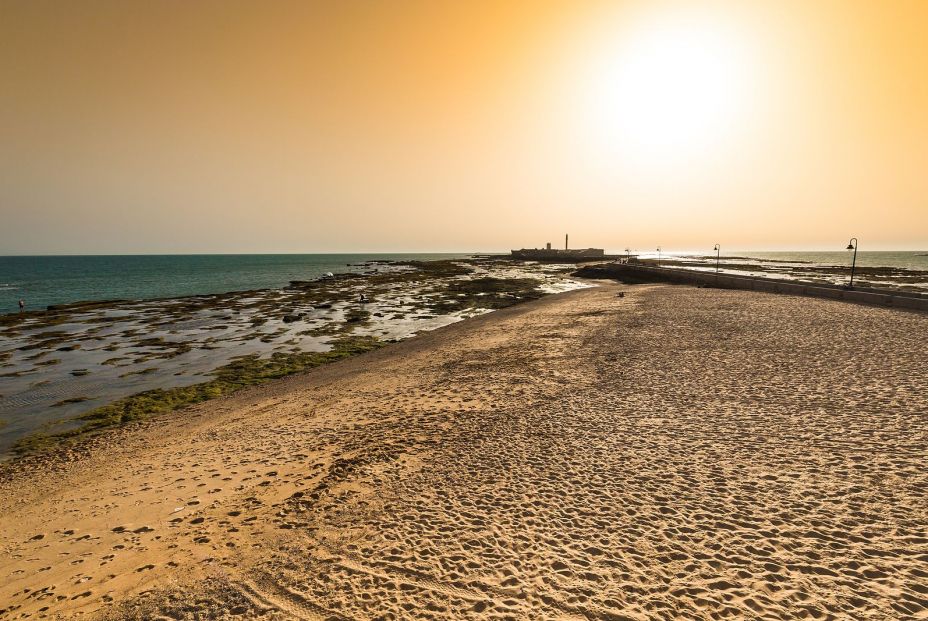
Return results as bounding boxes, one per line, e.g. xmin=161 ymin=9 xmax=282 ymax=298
xmin=2 ymin=284 xmax=927 ymax=620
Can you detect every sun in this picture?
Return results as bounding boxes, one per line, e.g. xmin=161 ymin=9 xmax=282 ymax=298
xmin=571 ymin=10 xmax=754 ymax=172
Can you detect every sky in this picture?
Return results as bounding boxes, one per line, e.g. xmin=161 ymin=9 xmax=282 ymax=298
xmin=1 ymin=0 xmax=926 ymax=255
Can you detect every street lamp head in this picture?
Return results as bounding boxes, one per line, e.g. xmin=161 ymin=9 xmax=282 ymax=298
xmin=846 ymin=238 xmax=858 ymax=288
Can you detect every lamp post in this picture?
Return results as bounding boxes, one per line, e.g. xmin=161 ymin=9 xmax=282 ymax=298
xmin=713 ymin=244 xmax=720 ymax=273
xmin=846 ymin=238 xmax=858 ymax=289
xmin=625 ymin=247 xmax=630 ymax=263
xmin=656 ymin=246 xmax=661 ymax=267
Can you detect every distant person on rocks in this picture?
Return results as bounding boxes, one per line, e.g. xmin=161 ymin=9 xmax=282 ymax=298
xmin=19 ymin=299 xmax=25 ymax=312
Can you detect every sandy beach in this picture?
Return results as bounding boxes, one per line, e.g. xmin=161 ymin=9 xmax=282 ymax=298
xmin=1 ymin=282 xmax=926 ymax=620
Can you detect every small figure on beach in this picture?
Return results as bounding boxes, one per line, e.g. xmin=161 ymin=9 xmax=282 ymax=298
xmin=18 ymin=299 xmax=25 ymax=312
xmin=359 ymin=293 xmax=368 ymax=303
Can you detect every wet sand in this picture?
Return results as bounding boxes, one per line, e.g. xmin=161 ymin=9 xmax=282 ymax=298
xmin=1 ymin=283 xmax=926 ymax=620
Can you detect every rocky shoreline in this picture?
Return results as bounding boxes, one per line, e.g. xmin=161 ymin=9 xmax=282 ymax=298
xmin=0 ymin=258 xmax=590 ymax=456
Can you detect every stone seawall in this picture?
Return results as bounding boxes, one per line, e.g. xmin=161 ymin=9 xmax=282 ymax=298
xmin=575 ymin=263 xmax=928 ymax=312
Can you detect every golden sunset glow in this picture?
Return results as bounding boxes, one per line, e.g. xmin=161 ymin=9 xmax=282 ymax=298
xmin=1 ymin=6 xmax=926 ymax=616
xmin=573 ymin=8 xmax=755 ymax=170
xmin=0 ymin=0 xmax=926 ymax=253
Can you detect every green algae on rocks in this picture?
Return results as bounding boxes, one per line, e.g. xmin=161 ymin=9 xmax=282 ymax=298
xmin=13 ymin=335 xmax=383 ymax=455
xmin=2 ymin=258 xmax=591 ymax=457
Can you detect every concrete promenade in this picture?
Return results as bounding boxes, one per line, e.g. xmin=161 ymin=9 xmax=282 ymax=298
xmin=575 ymin=263 xmax=928 ymax=312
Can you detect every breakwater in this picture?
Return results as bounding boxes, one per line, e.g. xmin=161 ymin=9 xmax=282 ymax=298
xmin=574 ymin=263 xmax=928 ymax=312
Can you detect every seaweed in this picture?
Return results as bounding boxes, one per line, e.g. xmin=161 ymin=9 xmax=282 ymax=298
xmin=13 ymin=335 xmax=382 ymax=454
xmin=259 ymin=328 xmax=288 ymax=343
xmin=130 ymin=337 xmax=192 ymax=358
xmin=395 ymin=260 xmax=473 ymax=277
xmin=427 ymin=277 xmax=544 ymax=314
xmin=17 ymin=336 xmax=72 ymax=352
xmin=45 ymin=300 xmax=129 ymax=313
xmin=344 ymin=306 xmax=371 ymax=325
xmin=52 ymin=397 xmax=92 ymax=407
xmin=3 ymin=257 xmax=586 ymax=457
xmin=301 ymin=323 xmax=343 ymax=337
xmin=119 ymin=367 xmax=159 ymax=378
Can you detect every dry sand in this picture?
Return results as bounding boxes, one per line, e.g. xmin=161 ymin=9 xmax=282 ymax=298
xmin=1 ymin=283 xmax=926 ymax=620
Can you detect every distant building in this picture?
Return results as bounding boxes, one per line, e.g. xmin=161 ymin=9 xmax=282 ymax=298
xmin=511 ymin=235 xmax=604 ymax=261
xmin=511 ymin=247 xmax=605 ymax=260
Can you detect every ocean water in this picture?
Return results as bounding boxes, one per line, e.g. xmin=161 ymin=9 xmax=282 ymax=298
xmin=0 ymin=254 xmax=474 ymax=314
xmin=2 ymin=251 xmax=926 ymax=315
xmin=643 ymin=250 xmax=928 ymax=270
xmin=0 ymin=259 xmax=587 ymax=454
xmin=712 ymin=250 xmax=928 ymax=271
xmin=639 ymin=250 xmax=928 ymax=290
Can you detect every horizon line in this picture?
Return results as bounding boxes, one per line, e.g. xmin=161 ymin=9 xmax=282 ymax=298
xmin=1 ymin=248 xmax=927 ymax=258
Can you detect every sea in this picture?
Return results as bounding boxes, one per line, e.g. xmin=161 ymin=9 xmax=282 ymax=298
xmin=0 ymin=254 xmax=474 ymax=314
xmin=1 ymin=251 xmax=926 ymax=314
xmin=669 ymin=250 xmax=928 ymax=271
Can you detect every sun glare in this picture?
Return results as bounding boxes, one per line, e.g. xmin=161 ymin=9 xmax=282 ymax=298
xmin=572 ymin=10 xmax=755 ymax=173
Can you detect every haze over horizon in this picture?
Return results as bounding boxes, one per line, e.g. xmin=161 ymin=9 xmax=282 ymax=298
xmin=1 ymin=246 xmax=927 ymax=258
xmin=2 ymin=0 xmax=926 ymax=255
